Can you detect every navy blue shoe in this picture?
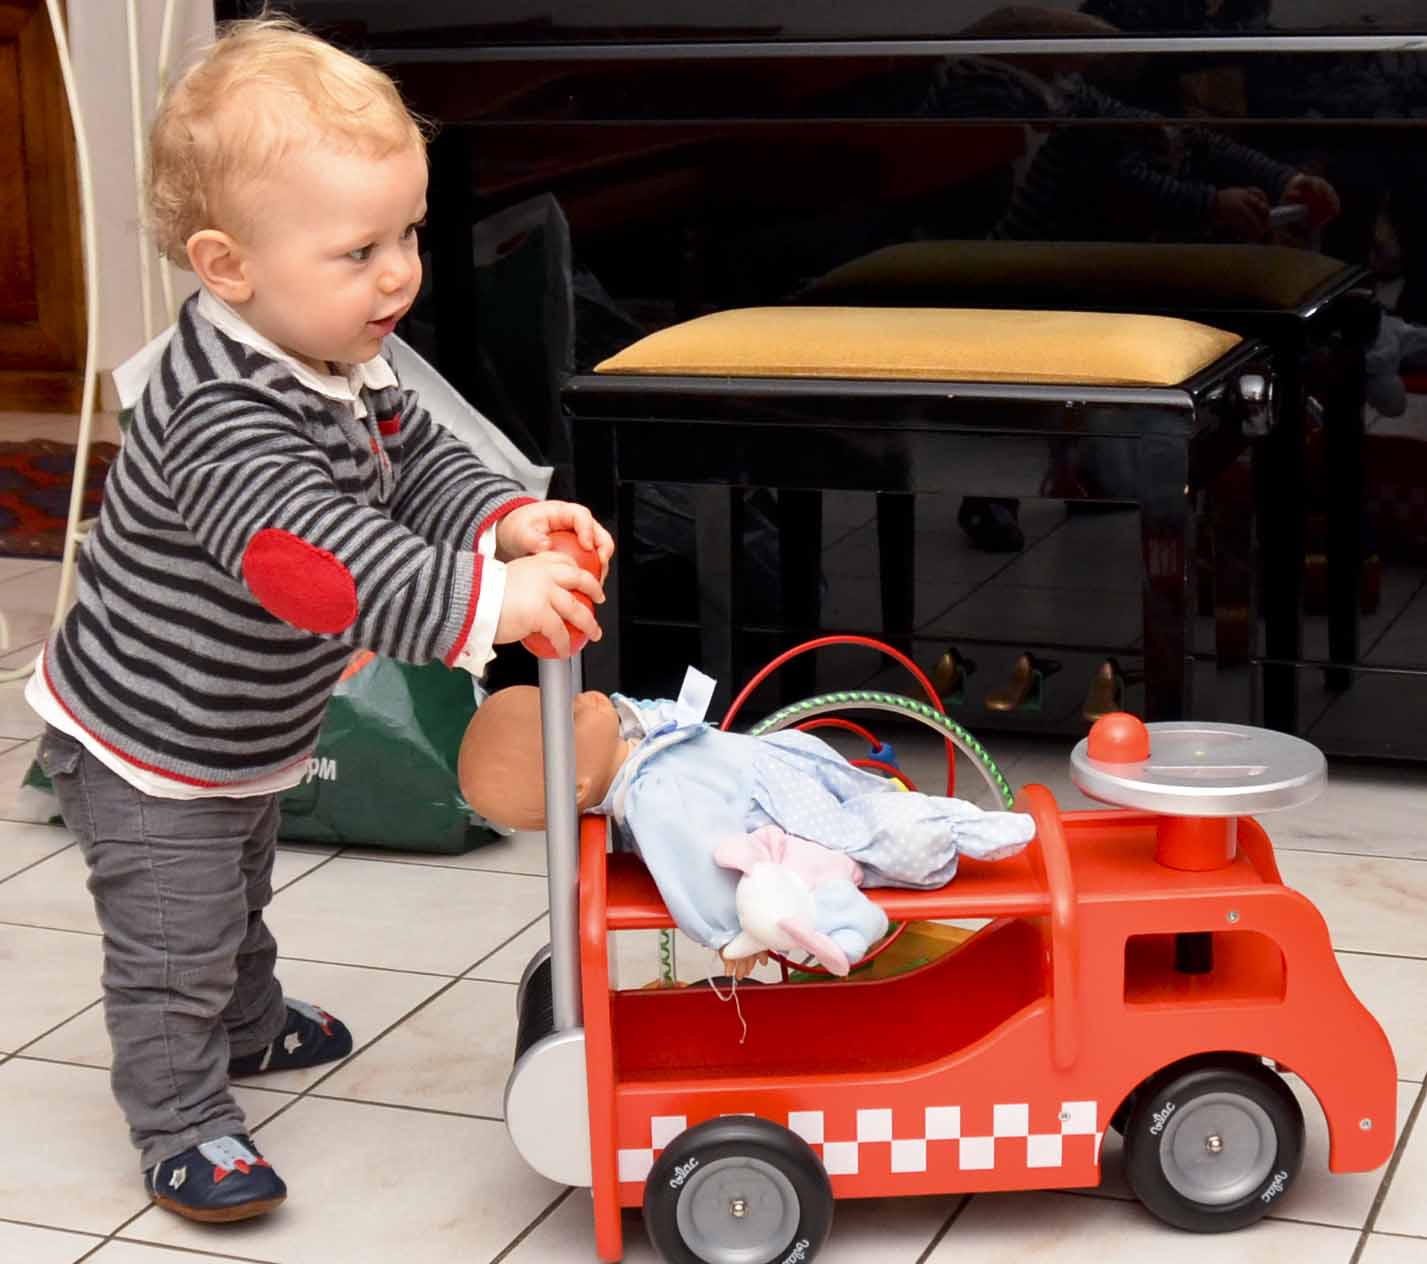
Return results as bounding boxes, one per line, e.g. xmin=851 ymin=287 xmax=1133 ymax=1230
xmin=229 ymin=1000 xmax=353 ymax=1077
xmin=146 ymin=1134 xmax=286 ymax=1223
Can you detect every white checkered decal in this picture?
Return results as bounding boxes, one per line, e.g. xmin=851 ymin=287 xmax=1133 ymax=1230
xmin=618 ymin=1102 xmax=1101 ymax=1182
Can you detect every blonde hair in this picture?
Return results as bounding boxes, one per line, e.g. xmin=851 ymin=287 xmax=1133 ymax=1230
xmin=147 ymin=13 xmax=430 ymax=266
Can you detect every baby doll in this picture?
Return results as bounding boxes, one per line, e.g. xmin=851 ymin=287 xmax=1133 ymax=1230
xmin=459 ymin=681 xmax=1035 ymax=975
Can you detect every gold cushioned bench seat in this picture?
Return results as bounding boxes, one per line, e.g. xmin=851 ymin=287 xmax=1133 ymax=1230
xmin=595 ymin=305 xmax=1242 ymax=389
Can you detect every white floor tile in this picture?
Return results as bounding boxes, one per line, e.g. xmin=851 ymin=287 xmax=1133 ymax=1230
xmin=90 ymin=1241 xmax=275 ymax=1263
xmin=0 ymin=820 xmax=72 ymax=880
xmin=270 ymin=844 xmax=339 ymax=889
xmin=0 ymin=1221 xmax=102 ymax=1263
xmin=0 ymin=737 xmax=41 ymax=820
xmin=341 ymin=826 xmax=547 ymax=876
xmin=0 ymin=1058 xmax=281 ymax=1236
xmin=314 ymin=977 xmax=514 ymax=1118
xmin=27 ymin=958 xmax=445 ymax=1092
xmin=926 ymin=1189 xmax=1359 ymax=1263
xmin=1286 ymin=1078 xmax=1418 ymax=1230
xmin=263 ymin=856 xmax=546 ymax=974
xmin=468 ymin=914 xmax=549 ymax=983
xmin=1270 ymin=763 xmax=1427 ymax=861
xmin=503 ymin=1188 xmax=957 ymax=1262
xmin=1375 ymin=1092 xmax=1427 ymax=1236
xmin=0 ymin=565 xmax=60 ymax=665
xmin=1357 ymin=1233 xmax=1427 ymax=1264
xmin=0 ymin=924 xmax=100 ymax=1053
xmin=0 ymin=844 xmax=97 ymax=933
xmin=124 ymin=1097 xmax=564 ymax=1263
xmin=1275 ymin=851 xmax=1427 ymax=957
xmin=1336 ymin=953 xmax=1427 ymax=1082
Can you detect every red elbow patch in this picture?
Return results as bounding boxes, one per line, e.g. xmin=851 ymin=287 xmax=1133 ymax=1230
xmin=242 ymin=528 xmax=358 ymax=634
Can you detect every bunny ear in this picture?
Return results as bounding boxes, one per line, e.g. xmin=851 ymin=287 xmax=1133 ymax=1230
xmin=713 ymin=826 xmax=788 ymax=874
xmin=777 ymin=917 xmax=851 ymax=977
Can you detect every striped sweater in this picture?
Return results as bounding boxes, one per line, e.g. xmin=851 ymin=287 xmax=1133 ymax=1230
xmin=41 ymin=294 xmax=528 ymax=787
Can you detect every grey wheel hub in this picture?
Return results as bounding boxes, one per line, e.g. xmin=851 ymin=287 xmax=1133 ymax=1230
xmin=1159 ymin=1092 xmax=1277 ymax=1205
xmin=675 ymin=1155 xmax=800 ymax=1264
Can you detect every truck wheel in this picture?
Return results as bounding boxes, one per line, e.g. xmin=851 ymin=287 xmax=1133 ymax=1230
xmin=1123 ymin=1061 xmax=1304 ymax=1232
xmin=643 ymin=1116 xmax=833 ymax=1264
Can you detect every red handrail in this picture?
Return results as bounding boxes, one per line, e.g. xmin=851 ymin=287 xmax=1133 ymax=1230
xmin=1016 ymin=783 xmax=1079 ymax=1071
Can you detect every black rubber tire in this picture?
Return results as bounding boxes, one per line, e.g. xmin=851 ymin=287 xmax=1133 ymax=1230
xmin=643 ymin=1116 xmax=833 ymax=1264
xmin=1123 ymin=1060 xmax=1305 ymax=1232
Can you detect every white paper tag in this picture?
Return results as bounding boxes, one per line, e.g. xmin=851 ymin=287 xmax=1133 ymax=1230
xmin=675 ymin=666 xmax=717 ymax=727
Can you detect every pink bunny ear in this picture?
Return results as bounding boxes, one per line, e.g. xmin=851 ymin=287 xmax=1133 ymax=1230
xmin=777 ymin=917 xmax=851 ymax=977
xmin=713 ymin=825 xmax=789 ymax=874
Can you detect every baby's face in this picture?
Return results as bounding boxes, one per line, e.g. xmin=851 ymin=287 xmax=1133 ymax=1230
xmin=233 ymin=141 xmax=427 ymax=371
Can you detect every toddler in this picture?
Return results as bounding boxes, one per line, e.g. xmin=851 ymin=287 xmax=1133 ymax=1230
xmin=27 ymin=15 xmax=611 ymax=1223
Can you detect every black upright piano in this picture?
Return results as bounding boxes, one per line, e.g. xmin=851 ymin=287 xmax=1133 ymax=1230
xmin=229 ymin=0 xmax=1427 ymax=760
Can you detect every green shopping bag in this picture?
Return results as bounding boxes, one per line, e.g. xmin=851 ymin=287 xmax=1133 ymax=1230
xmin=278 ymin=650 xmax=500 ymax=854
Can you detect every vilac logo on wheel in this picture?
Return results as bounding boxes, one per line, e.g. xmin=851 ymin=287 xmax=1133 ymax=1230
xmin=1260 ymin=1170 xmax=1289 ymax=1203
xmin=1149 ymin=1102 xmax=1177 ymax=1135
xmin=669 ymin=1157 xmax=699 ymax=1190
xmin=780 ymin=1239 xmax=812 ymax=1264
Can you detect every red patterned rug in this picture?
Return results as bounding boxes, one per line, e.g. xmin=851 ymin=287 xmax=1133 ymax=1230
xmin=0 ymin=440 xmax=119 ymax=559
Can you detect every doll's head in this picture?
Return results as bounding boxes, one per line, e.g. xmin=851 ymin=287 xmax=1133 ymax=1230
xmin=459 ymin=686 xmax=634 ymax=830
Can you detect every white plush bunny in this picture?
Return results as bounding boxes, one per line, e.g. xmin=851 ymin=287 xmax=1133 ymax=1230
xmin=714 ymin=825 xmax=889 ymax=977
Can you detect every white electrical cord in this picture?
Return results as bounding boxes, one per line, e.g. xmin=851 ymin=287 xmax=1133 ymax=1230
xmin=44 ymin=0 xmax=101 ymax=627
xmin=0 ymin=0 xmax=183 ymax=690
xmin=156 ymin=0 xmax=179 ymax=322
xmin=0 ymin=0 xmax=103 ymax=687
xmin=125 ymin=0 xmax=155 ymax=342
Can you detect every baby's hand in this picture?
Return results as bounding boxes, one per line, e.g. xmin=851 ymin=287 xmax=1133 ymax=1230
xmin=495 ymin=550 xmax=605 ymax=656
xmin=497 ymin=501 xmax=614 ymax=576
xmin=721 ymin=950 xmax=771 ymax=981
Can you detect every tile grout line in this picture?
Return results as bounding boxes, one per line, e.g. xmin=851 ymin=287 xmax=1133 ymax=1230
xmin=488 ymin=1186 xmax=574 ymax=1264
xmin=74 ymin=1230 xmax=280 ymax=1263
xmin=8 ymin=997 xmax=105 ymax=1059
xmin=244 ymin=909 xmax=548 ymax=1136
xmin=1275 ymin=844 xmax=1427 ymax=865
xmin=0 ymin=837 xmax=76 ymax=887
xmin=1347 ymin=1076 xmax=1427 ymax=1264
xmin=914 ymin=1192 xmax=973 ymax=1263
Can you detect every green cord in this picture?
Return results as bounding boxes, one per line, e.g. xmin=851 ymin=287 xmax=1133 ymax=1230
xmin=658 ymin=927 xmax=676 ymax=984
xmin=748 ymin=690 xmax=1015 ymax=809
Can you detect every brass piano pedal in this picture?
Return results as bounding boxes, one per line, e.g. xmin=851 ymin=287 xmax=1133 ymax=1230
xmin=985 ymin=651 xmax=1061 ymax=713
xmin=1082 ymin=657 xmax=1141 ymax=723
xmin=931 ymin=647 xmax=976 ymax=705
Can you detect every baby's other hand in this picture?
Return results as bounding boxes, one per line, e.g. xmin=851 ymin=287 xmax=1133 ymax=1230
xmin=1281 ymin=172 xmax=1341 ymax=228
xmin=495 ymin=550 xmax=605 ymax=656
xmin=721 ymin=950 xmax=770 ymax=981
xmin=496 ymin=501 xmax=614 ymax=576
xmin=1211 ymin=186 xmax=1271 ymax=241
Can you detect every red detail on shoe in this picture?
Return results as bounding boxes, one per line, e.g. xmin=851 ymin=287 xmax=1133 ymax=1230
xmin=241 ymin=528 xmax=358 ymax=634
xmin=377 ymin=414 xmax=401 ymax=436
xmin=213 ymin=1165 xmax=231 ymax=1183
xmin=235 ymin=1160 xmax=251 ymax=1175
